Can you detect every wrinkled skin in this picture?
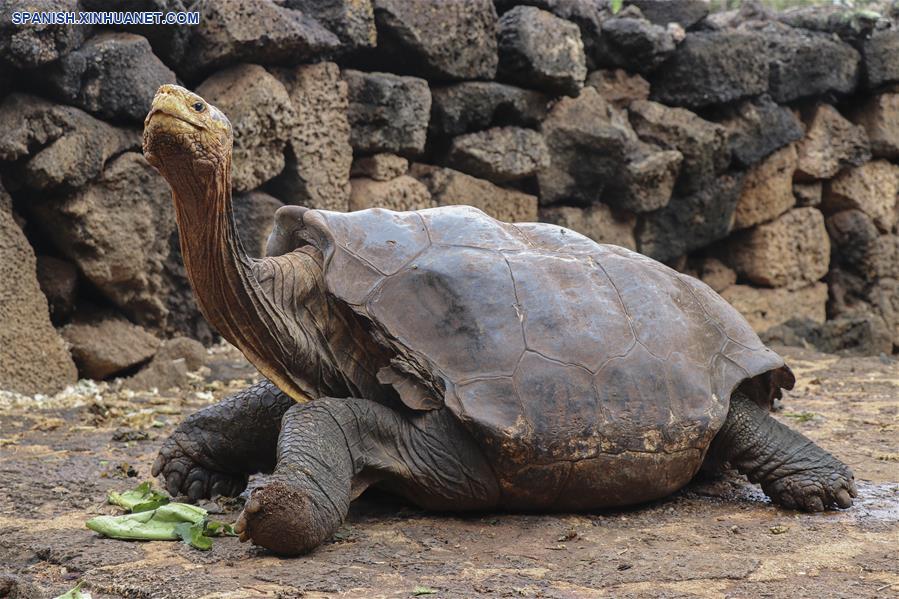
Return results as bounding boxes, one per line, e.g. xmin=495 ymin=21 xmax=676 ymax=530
xmin=144 ymin=85 xmax=856 ymax=557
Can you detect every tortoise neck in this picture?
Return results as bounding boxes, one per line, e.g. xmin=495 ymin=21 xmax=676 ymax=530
xmin=166 ymin=156 xmax=301 ymax=396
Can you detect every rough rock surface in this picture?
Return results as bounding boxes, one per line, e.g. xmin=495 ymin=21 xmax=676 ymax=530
xmin=31 ymin=153 xmax=180 ymax=331
xmin=824 ymin=160 xmax=899 ymax=233
xmin=795 ymin=104 xmax=871 ymax=181
xmin=688 ymin=257 xmax=737 ymax=293
xmin=429 ymin=82 xmax=548 ymax=137
xmin=343 ymin=70 xmax=431 ymax=156
xmin=539 ymin=204 xmax=636 ymax=250
xmin=348 ymin=175 xmax=433 ymax=212
xmin=184 ymin=0 xmax=339 ymax=80
xmin=732 ymin=144 xmax=798 ymax=230
xmin=760 ymin=24 xmax=860 ymax=104
xmin=61 ymin=310 xmax=161 ymax=380
xmin=35 ymin=256 xmax=78 ymax=325
xmin=41 ymin=31 xmax=177 ymax=122
xmin=721 ymin=282 xmax=828 ymax=332
xmin=233 ymin=191 xmax=284 ymax=259
xmin=497 ymin=6 xmax=586 ymax=96
xmin=650 ymin=32 xmax=769 ymax=108
xmin=761 ymin=314 xmax=893 ymax=357
xmin=539 ymin=88 xmax=682 ymax=212
xmin=725 ymin=207 xmax=830 ymax=290
xmin=350 ymin=154 xmax=408 ymax=181
xmin=0 ymin=94 xmax=139 ymax=191
xmin=793 ymin=181 xmax=822 ymax=207
xmin=410 ymin=164 xmax=538 ymax=222
xmin=852 ymin=92 xmax=899 ymax=160
xmin=80 ymin=0 xmax=193 ymax=65
xmin=285 ymin=0 xmax=376 ymax=50
xmin=197 ymin=64 xmax=295 ymax=193
xmin=270 ymin=62 xmax=352 ymax=211
xmin=624 ymin=0 xmax=709 ymax=28
xmin=0 ymin=188 xmax=77 ymax=395
xmin=860 ymin=29 xmax=899 ymax=90
xmin=585 ymin=69 xmax=650 ymax=108
xmin=446 ymin=126 xmax=549 ymax=183
xmin=0 ymin=0 xmax=89 ymax=69
xmin=592 ymin=10 xmax=676 ymax=75
xmin=628 ymin=100 xmax=729 ymax=194
xmin=636 ymin=172 xmax=745 ymax=263
xmin=716 ymin=95 xmax=804 ymax=168
xmin=123 ymin=336 xmax=206 ymax=391
xmin=371 ymin=0 xmax=498 ymax=80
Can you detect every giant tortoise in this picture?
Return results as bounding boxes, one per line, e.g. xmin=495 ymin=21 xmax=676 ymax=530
xmin=142 ymin=84 xmax=856 ymax=556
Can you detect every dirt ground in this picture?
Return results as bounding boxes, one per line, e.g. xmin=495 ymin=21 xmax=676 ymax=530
xmin=0 ymin=344 xmax=896 ymax=599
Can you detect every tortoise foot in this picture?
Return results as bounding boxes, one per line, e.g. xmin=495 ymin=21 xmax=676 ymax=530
xmin=762 ymin=462 xmax=857 ymax=512
xmin=152 ymin=432 xmax=248 ymax=500
xmin=234 ymin=478 xmax=331 ymax=556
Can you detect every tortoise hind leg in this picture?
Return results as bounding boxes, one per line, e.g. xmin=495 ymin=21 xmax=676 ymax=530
xmin=708 ymin=392 xmax=857 ymax=511
xmin=152 ymin=380 xmax=294 ymax=499
xmin=234 ymin=398 xmax=500 ymax=555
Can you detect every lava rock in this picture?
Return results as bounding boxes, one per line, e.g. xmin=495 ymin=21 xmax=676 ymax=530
xmin=0 ymin=94 xmax=139 ymax=191
xmin=80 ymin=0 xmax=192 ymax=65
xmin=793 ymin=181 xmax=823 ymax=208
xmin=795 ymin=104 xmax=871 ymax=181
xmin=343 ymin=70 xmax=431 ymax=156
xmin=233 ymin=191 xmax=284 ymax=259
xmin=446 ymin=127 xmax=549 ymax=183
xmin=650 ymin=31 xmax=769 ymax=108
xmin=539 ymin=204 xmax=637 ymax=249
xmin=350 ymin=154 xmax=408 ymax=181
xmin=409 ymin=164 xmax=538 ymax=222
xmin=61 ymin=310 xmax=161 ymax=380
xmin=687 ymin=256 xmax=737 ymax=293
xmin=585 ymin=69 xmax=650 ymax=108
xmin=824 ymin=160 xmax=899 ymax=233
xmin=35 ymin=256 xmax=78 ymax=325
xmin=371 ymin=0 xmax=498 ymax=80
xmin=715 ymin=95 xmax=804 ymax=168
xmin=31 ymin=153 xmax=182 ymax=331
xmin=183 ymin=0 xmax=339 ymax=80
xmin=348 ymin=175 xmax=433 ymax=212
xmin=197 ymin=64 xmax=295 ymax=193
xmin=758 ymin=24 xmax=860 ymax=104
xmin=497 ymin=5 xmax=587 ymax=96
xmin=636 ymin=171 xmax=745 ymax=263
xmin=720 ymin=282 xmax=828 ymax=333
xmin=429 ymin=82 xmax=548 ymax=138
xmin=539 ymin=88 xmax=682 ymax=213
xmin=624 ymin=0 xmax=708 ymax=28
xmin=852 ymin=92 xmax=899 ymax=160
xmin=732 ymin=144 xmax=798 ymax=230
xmin=628 ymin=99 xmax=729 ymax=194
xmin=861 ymin=29 xmax=899 ymax=89
xmin=0 ymin=0 xmax=90 ymax=68
xmin=761 ymin=315 xmax=893 ymax=357
xmin=826 ymin=209 xmax=881 ymax=274
xmin=270 ymin=62 xmax=352 ymax=211
xmin=0 ymin=186 xmax=78 ymax=395
xmin=593 ymin=10 xmax=676 ymax=74
xmin=285 ymin=0 xmax=376 ymax=50
xmin=41 ymin=31 xmax=177 ymax=122
xmin=725 ymin=207 xmax=830 ymax=290
xmin=123 ymin=335 xmax=207 ymax=391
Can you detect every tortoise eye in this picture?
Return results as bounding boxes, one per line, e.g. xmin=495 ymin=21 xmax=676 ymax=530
xmin=192 ymin=102 xmax=205 ymax=112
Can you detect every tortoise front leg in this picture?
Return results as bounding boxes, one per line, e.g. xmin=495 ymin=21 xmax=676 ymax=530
xmin=152 ymin=380 xmax=295 ymax=499
xmin=709 ymin=392 xmax=857 ymax=512
xmin=234 ymin=399 xmax=500 ymax=555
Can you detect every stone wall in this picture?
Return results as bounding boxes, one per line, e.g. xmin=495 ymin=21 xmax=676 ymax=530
xmin=1 ymin=0 xmax=898 ymax=394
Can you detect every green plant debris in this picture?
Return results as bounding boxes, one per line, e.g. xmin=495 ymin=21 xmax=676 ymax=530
xmin=783 ymin=412 xmax=816 ymax=423
xmin=53 ymin=581 xmax=92 ymax=599
xmin=412 ymin=586 xmax=438 ymax=596
xmin=611 ymin=0 xmax=623 ymax=13
xmin=107 ymin=481 xmax=169 ymax=512
xmin=88 ymin=482 xmax=235 ymax=550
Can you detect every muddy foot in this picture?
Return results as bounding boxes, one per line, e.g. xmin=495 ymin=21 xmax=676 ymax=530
xmin=234 ymin=479 xmax=332 ymax=556
xmin=151 ymin=432 xmax=248 ymax=500
xmin=762 ymin=463 xmax=858 ymax=512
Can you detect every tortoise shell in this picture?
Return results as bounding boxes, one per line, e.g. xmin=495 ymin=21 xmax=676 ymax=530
xmin=269 ymin=205 xmax=793 ymax=473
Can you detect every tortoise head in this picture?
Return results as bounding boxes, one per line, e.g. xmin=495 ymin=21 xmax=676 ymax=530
xmin=143 ymin=84 xmax=232 ymax=182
